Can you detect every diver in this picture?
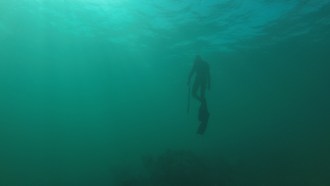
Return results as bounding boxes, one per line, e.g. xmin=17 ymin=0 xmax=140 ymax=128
xmin=187 ymin=55 xmax=211 ymax=135
xmin=187 ymin=55 xmax=211 ymax=102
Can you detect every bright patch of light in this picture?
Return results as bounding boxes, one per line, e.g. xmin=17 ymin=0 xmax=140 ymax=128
xmin=78 ymin=0 xmax=128 ymax=6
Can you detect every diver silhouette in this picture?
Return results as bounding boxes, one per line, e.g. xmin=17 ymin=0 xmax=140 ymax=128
xmin=187 ymin=55 xmax=211 ymax=135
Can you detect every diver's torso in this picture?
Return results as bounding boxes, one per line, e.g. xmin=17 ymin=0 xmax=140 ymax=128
xmin=195 ymin=61 xmax=209 ymax=81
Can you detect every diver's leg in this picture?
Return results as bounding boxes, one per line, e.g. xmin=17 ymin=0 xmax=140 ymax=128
xmin=197 ymin=121 xmax=207 ymax=135
xmin=197 ymin=99 xmax=209 ymax=135
xmin=200 ymin=83 xmax=206 ymax=102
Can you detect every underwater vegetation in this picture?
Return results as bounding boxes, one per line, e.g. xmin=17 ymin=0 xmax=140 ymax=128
xmin=111 ymin=146 xmax=330 ymax=186
xmin=113 ymin=149 xmax=233 ymax=186
xmin=146 ymin=150 xmax=209 ymax=186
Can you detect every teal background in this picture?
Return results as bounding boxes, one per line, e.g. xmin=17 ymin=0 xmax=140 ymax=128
xmin=1 ymin=1 xmax=329 ymax=185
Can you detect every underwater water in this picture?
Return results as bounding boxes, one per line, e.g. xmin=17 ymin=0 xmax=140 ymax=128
xmin=1 ymin=0 xmax=330 ymax=185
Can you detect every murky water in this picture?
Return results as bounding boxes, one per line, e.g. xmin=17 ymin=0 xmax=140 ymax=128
xmin=1 ymin=1 xmax=329 ymax=185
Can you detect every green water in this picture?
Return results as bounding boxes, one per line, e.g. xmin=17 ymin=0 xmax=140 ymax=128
xmin=1 ymin=1 xmax=329 ymax=185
